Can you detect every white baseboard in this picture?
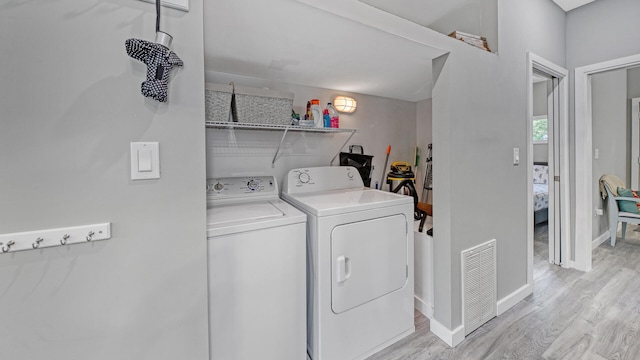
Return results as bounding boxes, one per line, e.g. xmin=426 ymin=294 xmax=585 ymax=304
xmin=496 ymin=283 xmax=532 ymax=316
xmin=414 ymin=295 xmax=434 ymax=319
xmin=428 ymin=284 xmax=532 ymax=347
xmin=429 ymin=317 xmax=465 ymax=347
xmin=592 ymin=230 xmax=610 ymax=249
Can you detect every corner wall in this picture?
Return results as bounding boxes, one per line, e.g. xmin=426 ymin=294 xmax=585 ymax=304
xmin=431 ymin=0 xmax=566 ymax=331
xmin=416 ymin=99 xmax=433 ymax=199
xmin=0 ymin=1 xmax=209 ymax=359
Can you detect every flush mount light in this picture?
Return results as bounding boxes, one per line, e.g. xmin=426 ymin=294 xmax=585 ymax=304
xmin=333 ymin=96 xmax=357 ymax=113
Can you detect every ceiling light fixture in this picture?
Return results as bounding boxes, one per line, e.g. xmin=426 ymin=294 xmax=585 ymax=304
xmin=333 ymin=96 xmax=357 ymax=113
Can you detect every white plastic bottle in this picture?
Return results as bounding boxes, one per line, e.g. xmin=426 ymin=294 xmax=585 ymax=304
xmin=327 ymin=102 xmax=339 ymax=128
xmin=310 ymin=99 xmax=323 ymax=128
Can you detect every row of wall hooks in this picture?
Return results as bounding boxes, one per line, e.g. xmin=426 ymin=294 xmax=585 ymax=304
xmin=0 ymin=223 xmax=111 ymax=254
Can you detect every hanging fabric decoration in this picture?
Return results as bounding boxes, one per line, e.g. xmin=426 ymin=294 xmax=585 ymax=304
xmin=125 ymin=0 xmax=183 ymax=102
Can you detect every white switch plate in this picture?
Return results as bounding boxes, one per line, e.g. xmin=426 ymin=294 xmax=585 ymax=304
xmin=139 ymin=0 xmax=189 ymax=12
xmin=131 ymin=142 xmax=160 ymax=180
xmin=513 ymin=147 xmax=520 ymax=165
xmin=594 ymin=148 xmax=599 ymax=159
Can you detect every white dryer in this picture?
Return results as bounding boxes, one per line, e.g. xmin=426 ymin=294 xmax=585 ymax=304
xmin=207 ymin=176 xmax=306 ymax=360
xmin=281 ymin=166 xmax=414 ymax=360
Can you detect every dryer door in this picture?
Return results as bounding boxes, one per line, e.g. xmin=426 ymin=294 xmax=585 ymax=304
xmin=331 ymin=214 xmax=408 ymax=314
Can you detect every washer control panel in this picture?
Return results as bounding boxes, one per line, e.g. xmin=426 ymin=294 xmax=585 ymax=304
xmin=207 ymin=176 xmax=278 ymax=203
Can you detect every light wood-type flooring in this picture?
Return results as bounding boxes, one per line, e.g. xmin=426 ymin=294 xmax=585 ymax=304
xmin=367 ymin=223 xmax=640 ymax=360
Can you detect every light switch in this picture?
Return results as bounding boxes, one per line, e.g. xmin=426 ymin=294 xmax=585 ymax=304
xmin=138 ymin=149 xmax=152 ymax=172
xmin=131 ymin=142 xmax=160 ymax=180
xmin=513 ymin=147 xmax=520 ymax=165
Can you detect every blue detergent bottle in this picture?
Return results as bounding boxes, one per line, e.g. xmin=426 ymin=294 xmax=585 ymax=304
xmin=323 ymin=107 xmax=331 ymax=128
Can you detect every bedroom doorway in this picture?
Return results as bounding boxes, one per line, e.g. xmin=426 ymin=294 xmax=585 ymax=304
xmin=532 ymin=73 xmax=554 ymax=262
xmin=575 ymin=54 xmax=640 ymax=272
xmin=527 ymin=53 xmax=570 ymax=286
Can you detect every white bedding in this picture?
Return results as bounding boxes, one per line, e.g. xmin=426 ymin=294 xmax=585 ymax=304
xmin=533 ymin=183 xmax=549 ymax=211
xmin=533 ymin=164 xmax=549 ymax=212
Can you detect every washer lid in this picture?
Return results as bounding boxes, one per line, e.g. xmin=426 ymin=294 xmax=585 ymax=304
xmin=207 ymin=199 xmax=306 ymax=237
xmin=282 ymin=188 xmax=412 ymax=217
xmin=209 ymin=202 xmax=284 ymax=226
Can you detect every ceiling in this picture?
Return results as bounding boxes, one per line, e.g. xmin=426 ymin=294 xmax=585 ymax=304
xmin=204 ymin=0 xmax=446 ymax=102
xmin=359 ymin=0 xmax=481 ymax=28
xmin=203 ymin=0 xmax=598 ymax=102
xmin=551 ymin=0 xmax=598 ymax=12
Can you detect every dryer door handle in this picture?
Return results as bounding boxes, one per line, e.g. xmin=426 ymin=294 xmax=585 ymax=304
xmin=336 ymin=255 xmax=352 ymax=283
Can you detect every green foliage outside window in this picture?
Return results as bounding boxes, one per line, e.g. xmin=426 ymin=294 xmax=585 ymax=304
xmin=533 ymin=117 xmax=548 ymax=142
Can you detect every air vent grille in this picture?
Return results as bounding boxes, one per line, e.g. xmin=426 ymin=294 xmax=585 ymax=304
xmin=461 ymin=239 xmax=497 ymax=336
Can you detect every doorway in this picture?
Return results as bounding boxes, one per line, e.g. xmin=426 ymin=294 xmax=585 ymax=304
xmin=526 ymin=52 xmax=570 ymax=286
xmin=531 ymin=72 xmax=555 ymax=263
xmin=574 ymin=54 xmax=640 ymax=272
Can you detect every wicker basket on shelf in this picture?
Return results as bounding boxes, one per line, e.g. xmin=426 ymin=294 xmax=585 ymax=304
xmin=205 ymin=83 xmax=233 ymax=122
xmin=231 ymin=85 xmax=294 ymax=125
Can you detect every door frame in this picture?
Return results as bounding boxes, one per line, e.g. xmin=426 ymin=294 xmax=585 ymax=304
xmin=526 ymin=52 xmax=570 ymax=286
xmin=574 ymin=53 xmax=640 ymax=272
xmin=631 ymin=98 xmax=640 ymax=190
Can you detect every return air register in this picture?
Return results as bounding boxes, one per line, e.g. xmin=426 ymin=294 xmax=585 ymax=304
xmin=461 ymin=239 xmax=497 ymax=336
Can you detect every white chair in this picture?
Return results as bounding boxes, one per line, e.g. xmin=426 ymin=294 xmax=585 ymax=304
xmin=604 ymin=185 xmax=640 ymax=246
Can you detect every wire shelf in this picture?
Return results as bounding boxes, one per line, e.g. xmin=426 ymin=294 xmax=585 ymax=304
xmin=205 ymin=121 xmax=357 ymax=167
xmin=206 ymin=121 xmax=357 ymax=134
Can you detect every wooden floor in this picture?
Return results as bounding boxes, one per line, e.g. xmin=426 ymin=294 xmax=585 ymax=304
xmin=367 ymin=223 xmax=640 ymax=360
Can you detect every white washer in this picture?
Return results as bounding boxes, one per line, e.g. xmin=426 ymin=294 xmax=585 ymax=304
xmin=207 ymin=176 xmax=306 ymax=360
xmin=281 ymin=166 xmax=414 ymax=360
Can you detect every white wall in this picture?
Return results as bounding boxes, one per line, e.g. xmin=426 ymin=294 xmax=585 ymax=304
xmin=414 ymin=98 xmax=434 ymax=316
xmin=415 ymin=98 xmax=433 ymax=200
xmin=629 ymin=67 xmax=640 ymax=99
xmin=205 ymin=71 xmax=417 ymax=188
xmin=0 ymin=1 xmax=209 ymax=359
xmin=566 ymin=0 xmax=640 ymax=70
xmin=591 ymin=69 xmax=628 ymax=238
xmin=428 ymin=0 xmax=499 ymax=53
xmin=431 ymin=0 xmax=566 ymax=330
xmin=533 ymin=81 xmax=548 ymax=116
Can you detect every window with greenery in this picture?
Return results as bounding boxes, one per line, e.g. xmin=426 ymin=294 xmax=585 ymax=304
xmin=532 ymin=116 xmax=548 ymax=143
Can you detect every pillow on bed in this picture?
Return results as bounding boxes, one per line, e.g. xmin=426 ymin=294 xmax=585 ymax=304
xmin=617 ymin=187 xmax=639 ymax=213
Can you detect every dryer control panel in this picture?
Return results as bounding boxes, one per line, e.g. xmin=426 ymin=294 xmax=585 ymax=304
xmin=282 ymin=166 xmax=363 ymax=194
xmin=207 ymin=176 xmax=278 ymax=204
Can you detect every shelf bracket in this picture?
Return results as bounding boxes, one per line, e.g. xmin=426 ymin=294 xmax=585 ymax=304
xmin=272 ymin=127 xmax=289 ymax=168
xmin=329 ymin=131 xmax=356 ymax=165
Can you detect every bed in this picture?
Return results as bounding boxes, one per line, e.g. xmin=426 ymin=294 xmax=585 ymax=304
xmin=533 ymin=163 xmax=549 ymax=224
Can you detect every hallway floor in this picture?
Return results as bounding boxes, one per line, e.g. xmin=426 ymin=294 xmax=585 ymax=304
xmin=366 ymin=224 xmax=640 ymax=359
